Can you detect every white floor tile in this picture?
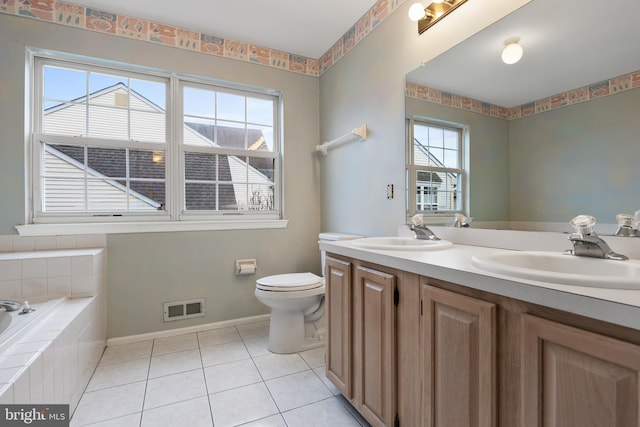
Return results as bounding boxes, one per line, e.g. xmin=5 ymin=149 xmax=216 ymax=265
xmin=86 ymin=358 xmax=149 ymax=392
xmin=72 ymin=412 xmax=141 ymax=427
xmin=236 ymin=321 xmax=270 ymax=339
xmin=204 ymin=359 xmax=262 ymax=394
xmin=281 ymin=397 xmax=362 ymax=427
xmin=209 ymin=382 xmax=278 ymax=427
xmin=266 ymin=370 xmax=333 ymax=412
xmin=200 ymin=340 xmax=250 ymax=367
xmin=144 ymin=369 xmax=207 ymax=410
xmin=152 ymin=333 xmax=199 ymax=356
xmin=243 ymin=336 xmax=271 ymax=358
xmin=148 ymin=348 xmax=202 ymax=379
xmin=313 ymin=367 xmax=341 ymax=396
xmin=98 ymin=340 xmax=152 ymax=366
xmin=299 ymin=347 xmax=326 ymax=368
xmin=253 ymin=352 xmax=309 ymax=380
xmin=240 ymin=414 xmax=288 ymax=427
xmin=141 ymin=396 xmax=213 ymax=427
xmin=71 ymin=381 xmax=146 ymax=426
xmin=197 ymin=327 xmax=241 ymax=347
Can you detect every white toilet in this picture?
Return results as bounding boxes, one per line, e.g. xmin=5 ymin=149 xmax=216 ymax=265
xmin=255 ymin=232 xmax=361 ymax=354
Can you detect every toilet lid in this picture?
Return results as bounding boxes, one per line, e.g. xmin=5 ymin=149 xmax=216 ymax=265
xmin=256 ymin=273 xmax=323 ymax=292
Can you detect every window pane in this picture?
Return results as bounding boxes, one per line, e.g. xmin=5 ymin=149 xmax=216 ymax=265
xmin=184 ymin=87 xmax=215 ymax=118
xmin=415 ymin=170 xmax=461 ymax=212
xmin=87 ymin=178 xmax=129 ymax=210
xmin=413 ymin=123 xmax=460 ymax=168
xmin=42 ymin=178 xmax=86 ymax=212
xmin=130 ymin=150 xmax=165 ymax=179
xmin=185 ymin=152 xmax=216 ymax=181
xmin=131 ymin=110 xmax=166 ymax=143
xmin=89 ymin=73 xmax=127 ymax=98
xmin=248 ymin=124 xmax=274 ymax=152
xmin=43 ymin=102 xmax=87 ymax=136
xmin=88 ymin=105 xmax=128 ymax=139
xmin=247 ymin=97 xmax=273 ymax=126
xmin=184 ymin=118 xmax=216 ymax=146
xmin=43 ymin=66 xmax=86 ymax=105
xmin=217 ymin=121 xmax=246 ymax=149
xmin=185 ymin=183 xmax=216 ymax=210
xmin=248 ymin=184 xmax=274 ymax=211
xmin=248 ymin=157 xmax=275 ymax=181
xmin=130 ymin=181 xmax=165 ymax=210
xmin=219 ymin=183 xmax=239 ymax=210
xmin=131 ymin=79 xmax=165 ymax=110
xmin=217 ymin=92 xmax=245 ymax=122
xmin=87 ymin=147 xmax=126 ymax=178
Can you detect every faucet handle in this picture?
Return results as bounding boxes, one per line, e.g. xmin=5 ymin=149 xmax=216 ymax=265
xmin=570 ymin=214 xmax=596 ymax=235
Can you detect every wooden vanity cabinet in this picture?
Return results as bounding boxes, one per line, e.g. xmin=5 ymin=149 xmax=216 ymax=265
xmin=420 ymin=283 xmax=497 ymax=427
xmin=325 ymin=253 xmax=640 ymax=427
xmin=522 ymin=314 xmax=640 ymax=427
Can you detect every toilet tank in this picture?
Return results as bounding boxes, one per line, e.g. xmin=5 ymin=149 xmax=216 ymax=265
xmin=318 ymin=232 xmax=362 ymax=276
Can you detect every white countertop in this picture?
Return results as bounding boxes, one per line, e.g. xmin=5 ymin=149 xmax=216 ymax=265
xmin=320 ymin=236 xmax=640 ymax=331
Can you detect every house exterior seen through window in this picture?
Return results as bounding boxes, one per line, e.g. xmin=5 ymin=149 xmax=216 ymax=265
xmin=407 ymin=118 xmax=464 ymax=215
xmin=30 ymin=51 xmax=282 ymax=226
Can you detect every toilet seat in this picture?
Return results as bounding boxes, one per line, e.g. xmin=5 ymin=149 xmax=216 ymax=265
xmin=256 ymin=272 xmax=323 ymax=292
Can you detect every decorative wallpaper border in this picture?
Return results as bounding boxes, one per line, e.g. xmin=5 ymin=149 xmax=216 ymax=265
xmin=0 ymin=0 xmax=404 ymax=77
xmin=406 ymin=70 xmax=640 ymax=120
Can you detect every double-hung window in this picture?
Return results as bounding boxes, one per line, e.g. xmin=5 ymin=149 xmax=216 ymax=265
xmin=29 ymin=50 xmax=282 ymax=231
xmin=406 ymin=118 xmax=465 ymax=216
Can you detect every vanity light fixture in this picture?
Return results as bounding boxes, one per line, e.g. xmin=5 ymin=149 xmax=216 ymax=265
xmin=408 ymin=0 xmax=469 ymax=34
xmin=501 ymin=37 xmax=524 ymax=65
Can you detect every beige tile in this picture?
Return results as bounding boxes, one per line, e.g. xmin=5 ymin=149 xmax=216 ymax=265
xmin=86 ymin=358 xmax=149 ymax=392
xmin=144 ymin=369 xmax=207 ymax=410
xmin=200 ymin=340 xmax=250 ymax=367
xmin=204 ymin=359 xmax=261 ymax=394
xmin=71 ymin=381 xmax=146 ymax=426
xmin=265 ymin=370 xmax=332 ymax=412
xmin=148 ymin=348 xmax=201 ymax=379
xmin=209 ymin=383 xmax=278 ymax=427
xmin=253 ymin=353 xmax=309 ymax=380
xmin=99 ymin=340 xmax=152 ymax=366
xmin=152 ymin=333 xmax=199 ymax=356
xmin=141 ymin=396 xmax=213 ymax=427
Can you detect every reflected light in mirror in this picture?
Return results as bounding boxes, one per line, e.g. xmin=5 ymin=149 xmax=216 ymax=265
xmin=501 ymin=37 xmax=523 ymax=65
xmin=408 ymin=2 xmax=430 ymax=21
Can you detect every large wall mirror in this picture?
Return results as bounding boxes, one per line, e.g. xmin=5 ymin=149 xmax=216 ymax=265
xmin=405 ymin=0 xmax=640 ymax=233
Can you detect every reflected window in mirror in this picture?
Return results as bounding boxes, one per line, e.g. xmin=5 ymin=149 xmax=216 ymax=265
xmin=406 ymin=118 xmax=465 ymax=217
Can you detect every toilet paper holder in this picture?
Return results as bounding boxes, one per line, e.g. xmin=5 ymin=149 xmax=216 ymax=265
xmin=235 ymin=259 xmax=257 ymax=275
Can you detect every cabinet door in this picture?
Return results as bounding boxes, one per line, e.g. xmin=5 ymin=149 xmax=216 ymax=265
xmin=356 ymin=266 xmax=396 ymax=427
xmin=421 ymin=285 xmax=496 ymax=427
xmin=522 ymin=314 xmax=640 ymax=427
xmin=325 ymin=257 xmax=352 ymax=398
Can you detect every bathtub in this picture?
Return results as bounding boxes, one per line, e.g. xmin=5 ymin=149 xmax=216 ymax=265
xmin=0 ymin=249 xmax=106 ymax=413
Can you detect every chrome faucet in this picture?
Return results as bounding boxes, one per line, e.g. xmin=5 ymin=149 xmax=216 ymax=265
xmin=614 ymin=214 xmax=638 ymax=237
xmin=452 ymin=213 xmax=470 ymax=228
xmin=410 ymin=224 xmax=441 ymax=240
xmin=408 ymin=213 xmax=441 ymax=240
xmin=0 ymin=300 xmax=21 ymax=312
xmin=565 ymin=215 xmax=628 ymax=260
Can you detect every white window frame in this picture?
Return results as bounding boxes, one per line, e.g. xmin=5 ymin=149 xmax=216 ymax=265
xmin=406 ymin=117 xmax=467 ymax=219
xmin=20 ymin=48 xmax=286 ymax=235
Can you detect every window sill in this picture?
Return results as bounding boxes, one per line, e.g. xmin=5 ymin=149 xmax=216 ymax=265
xmin=15 ymin=219 xmax=289 ymax=236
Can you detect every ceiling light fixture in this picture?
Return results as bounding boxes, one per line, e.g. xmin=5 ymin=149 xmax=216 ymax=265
xmin=501 ymin=37 xmax=523 ymax=65
xmin=408 ymin=0 xmax=469 ymax=34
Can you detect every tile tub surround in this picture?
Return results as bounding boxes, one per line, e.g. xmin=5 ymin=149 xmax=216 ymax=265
xmin=70 ymin=321 xmax=369 ymax=426
xmin=0 ymin=248 xmax=105 ymax=299
xmin=0 ymin=248 xmax=107 ymax=413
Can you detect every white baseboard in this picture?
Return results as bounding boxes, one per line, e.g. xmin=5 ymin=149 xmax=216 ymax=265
xmin=106 ymin=313 xmax=270 ymax=347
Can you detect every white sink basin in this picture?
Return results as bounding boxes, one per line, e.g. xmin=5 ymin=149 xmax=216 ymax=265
xmin=472 ymin=251 xmax=640 ymax=289
xmin=351 ymin=237 xmax=452 ymax=251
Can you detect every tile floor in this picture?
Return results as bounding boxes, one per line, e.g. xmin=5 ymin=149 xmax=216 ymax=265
xmin=70 ymin=320 xmax=370 ymax=426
